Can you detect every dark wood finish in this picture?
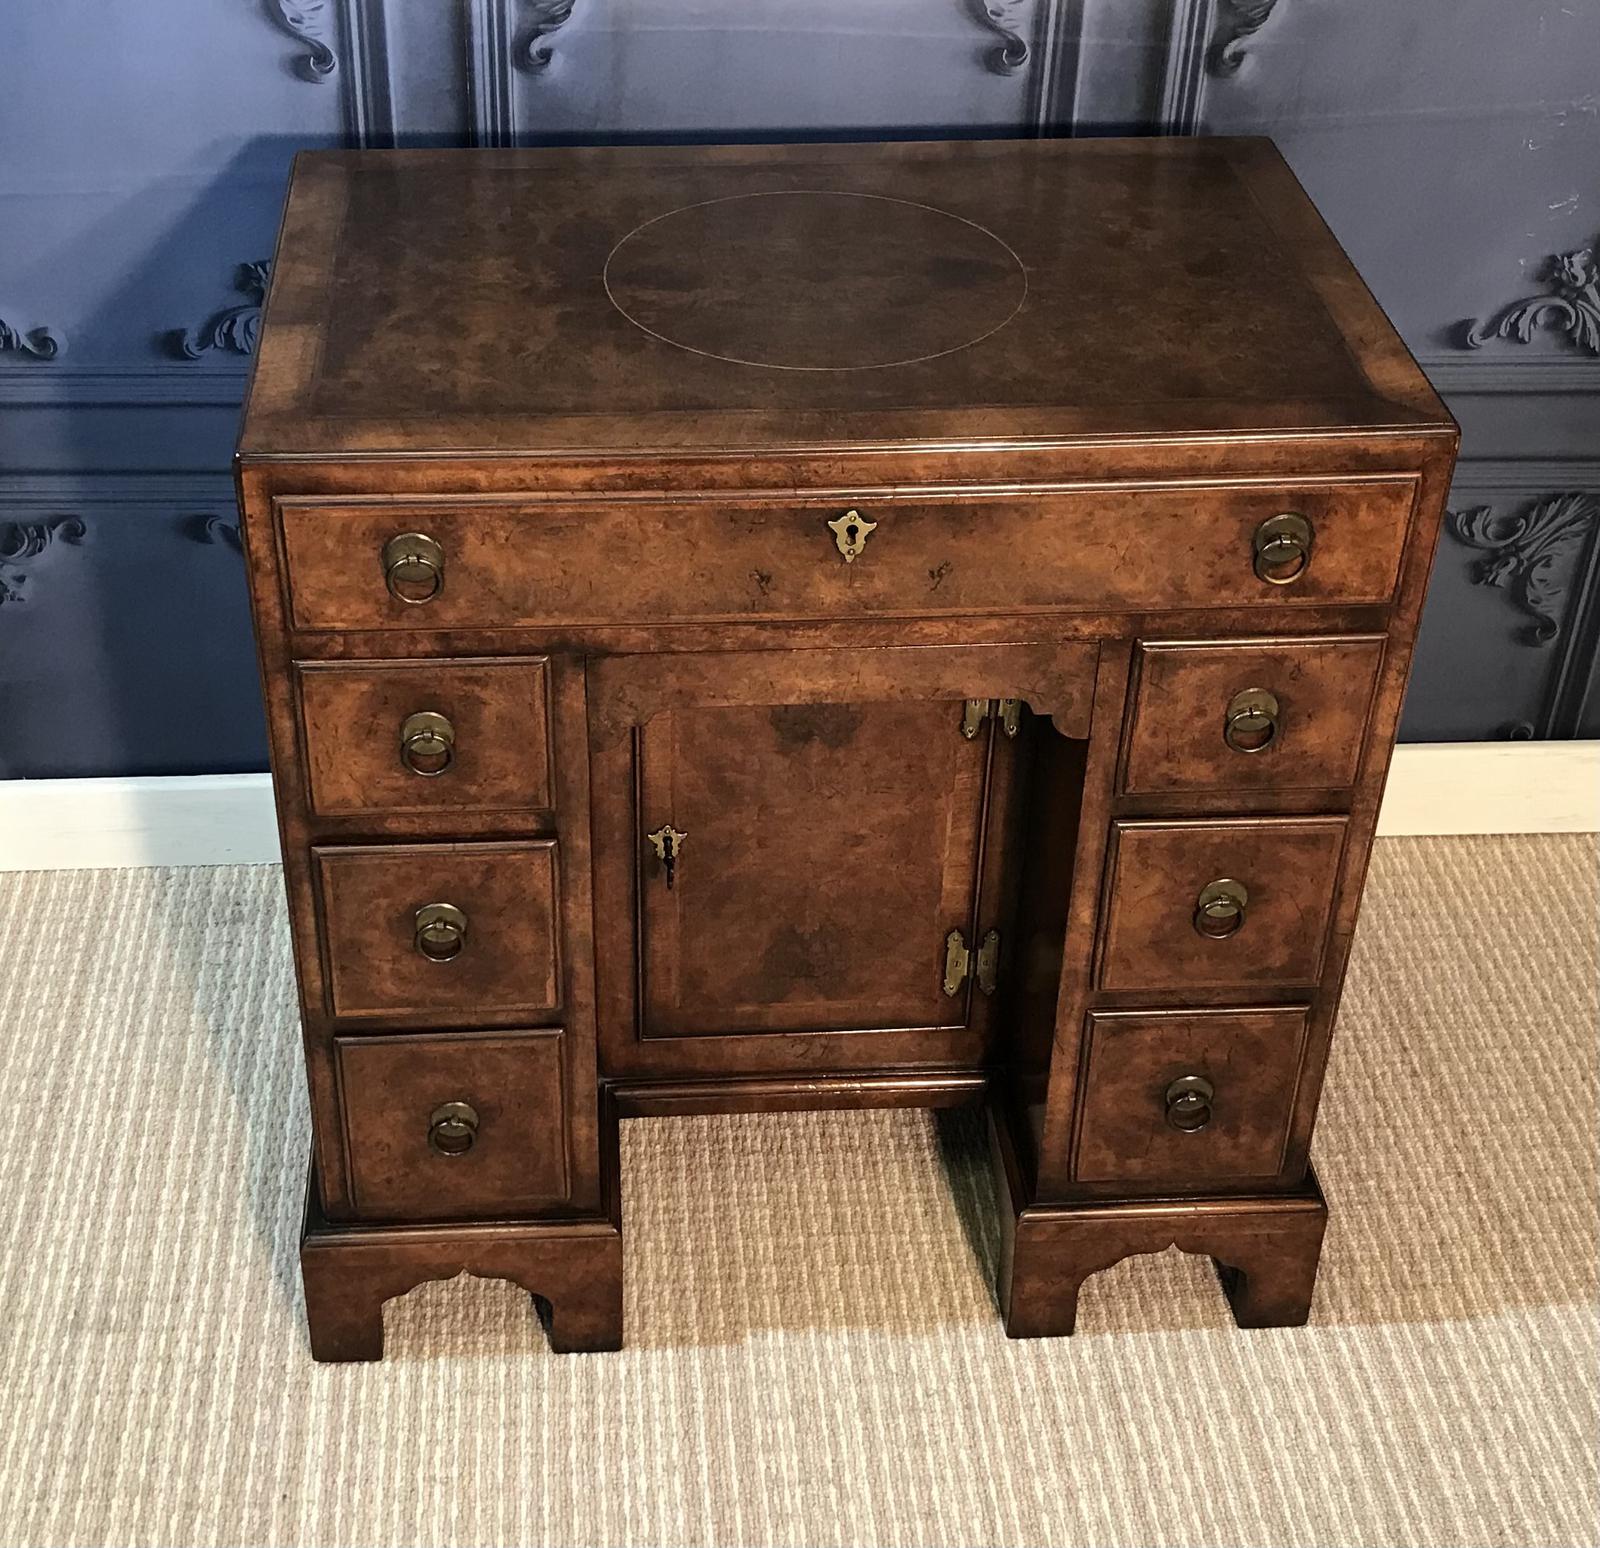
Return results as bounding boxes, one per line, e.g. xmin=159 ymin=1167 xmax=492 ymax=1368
xmin=296 ymin=656 xmax=552 ymax=816
xmin=636 ymin=698 xmax=996 ymax=1037
xmin=1121 ymin=637 xmax=1386 ymax=796
xmin=313 ymin=840 xmax=562 ymax=1021
xmin=299 ymin=1144 xmax=624 ymax=1361
xmin=611 ymin=1069 xmax=989 ymax=1117
xmin=589 ymin=643 xmax=1085 ymax=1079
xmin=241 ymin=139 xmax=1449 ymax=457
xmin=1096 ymin=817 xmax=1348 ymax=991
xmin=1072 ymin=1008 xmax=1311 ymax=1186
xmin=991 ymin=1107 xmax=1327 ymax=1336
xmin=275 ymin=480 xmax=1416 ymax=632
xmin=236 ymin=137 xmax=1457 ymax=1358
xmin=337 ymin=1030 xmax=570 ymax=1219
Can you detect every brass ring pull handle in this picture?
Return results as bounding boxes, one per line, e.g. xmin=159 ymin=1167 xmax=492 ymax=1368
xmin=1165 ymin=1075 xmax=1215 ymax=1132
xmin=414 ymin=901 xmax=468 ymax=961
xmin=1252 ymin=512 xmax=1313 ymax=585
xmin=1193 ymin=878 xmax=1249 ymax=939
xmin=382 ymin=531 xmax=445 ymax=603
xmin=399 ymin=710 xmax=456 ymax=776
xmin=1223 ymin=688 xmax=1280 ymax=754
xmin=428 ymin=1101 xmax=479 ymax=1156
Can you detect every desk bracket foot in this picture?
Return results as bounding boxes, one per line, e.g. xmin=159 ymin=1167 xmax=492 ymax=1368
xmin=987 ymin=1107 xmax=1327 ymax=1337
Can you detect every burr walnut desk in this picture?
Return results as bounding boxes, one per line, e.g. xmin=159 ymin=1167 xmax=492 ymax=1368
xmin=236 ymin=138 xmax=1457 ymax=1360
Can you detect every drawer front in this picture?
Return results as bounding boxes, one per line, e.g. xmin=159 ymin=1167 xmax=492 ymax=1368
xmin=1074 ymin=1008 xmax=1310 ymax=1185
xmin=1097 ymin=817 xmax=1347 ymax=991
xmin=277 ymin=479 xmax=1415 ymax=631
xmin=314 ymin=841 xmax=561 ymax=1020
xmin=1121 ymin=636 xmax=1385 ymax=795
xmin=337 ymin=1030 xmax=569 ymax=1218
xmin=296 ymin=657 xmax=552 ymax=817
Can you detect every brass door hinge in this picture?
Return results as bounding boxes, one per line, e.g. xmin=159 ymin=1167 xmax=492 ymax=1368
xmin=943 ymin=927 xmax=1000 ymax=997
xmin=958 ymin=698 xmax=1023 ymax=740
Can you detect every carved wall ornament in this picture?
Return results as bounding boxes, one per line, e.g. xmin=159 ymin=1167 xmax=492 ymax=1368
xmin=186 ymin=514 xmax=243 ymax=552
xmin=518 ymin=0 xmax=580 ymax=72
xmin=1463 ymin=240 xmax=1600 ymax=356
xmin=0 ymin=518 xmax=87 ymax=607
xmin=170 ymin=262 xmax=271 ymax=360
xmin=266 ymin=0 xmax=338 ymax=82
xmin=0 ymin=316 xmax=65 ymax=360
xmin=969 ymin=0 xmax=1030 ymax=74
xmin=1208 ymin=0 xmax=1284 ymax=76
xmin=1448 ymin=492 xmax=1600 ymax=645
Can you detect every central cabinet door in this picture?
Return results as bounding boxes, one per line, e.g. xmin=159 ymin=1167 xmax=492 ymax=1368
xmin=587 ymin=645 xmax=1086 ymax=1080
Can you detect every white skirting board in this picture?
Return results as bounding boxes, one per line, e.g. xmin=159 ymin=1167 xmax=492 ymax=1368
xmin=1 ymin=743 xmax=1596 ymax=871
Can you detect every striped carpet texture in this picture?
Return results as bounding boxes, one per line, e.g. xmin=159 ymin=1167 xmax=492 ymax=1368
xmin=0 ymin=834 xmax=1595 ymax=1548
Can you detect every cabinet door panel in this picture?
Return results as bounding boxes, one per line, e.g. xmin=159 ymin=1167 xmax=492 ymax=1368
xmin=639 ymin=698 xmax=986 ymax=1036
xmin=589 ymin=645 xmax=1077 ymax=1078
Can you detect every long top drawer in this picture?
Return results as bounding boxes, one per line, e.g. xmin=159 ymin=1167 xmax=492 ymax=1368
xmin=274 ymin=478 xmax=1417 ymax=632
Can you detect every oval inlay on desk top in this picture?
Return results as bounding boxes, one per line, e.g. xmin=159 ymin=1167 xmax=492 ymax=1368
xmin=240 ymin=140 xmax=1455 ymax=456
xmin=602 ymin=190 xmax=1029 ymax=371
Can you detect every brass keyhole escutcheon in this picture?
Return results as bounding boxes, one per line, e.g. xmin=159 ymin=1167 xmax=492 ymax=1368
xmin=646 ymin=824 xmax=687 ymax=890
xmin=1193 ymin=878 xmax=1248 ymax=939
xmin=827 ymin=508 xmax=877 ymax=563
xmin=1223 ymin=688 xmax=1280 ymax=754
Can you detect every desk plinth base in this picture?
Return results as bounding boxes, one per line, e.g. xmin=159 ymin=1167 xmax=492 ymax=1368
xmin=299 ymin=1169 xmax=624 ymax=1362
xmin=988 ymin=1110 xmax=1328 ymax=1337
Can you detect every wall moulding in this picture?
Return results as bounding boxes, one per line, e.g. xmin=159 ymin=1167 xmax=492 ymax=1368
xmin=971 ymin=0 xmax=1031 ymax=75
xmin=0 ymin=474 xmax=238 ymax=510
xmin=186 ymin=514 xmax=243 ymax=552
xmin=1208 ymin=0 xmax=1285 ymax=76
xmin=469 ymin=0 xmax=586 ymax=146
xmin=1159 ymin=0 xmax=1288 ymax=137
xmin=0 ymin=366 xmax=248 ymax=408
xmin=518 ymin=0 xmax=580 ymax=73
xmin=1417 ymin=354 xmax=1600 ymax=396
xmin=169 ymin=263 xmax=271 ymax=361
xmin=0 ymin=517 xmax=87 ymax=607
xmin=1461 ymin=239 xmax=1600 ymax=357
xmin=265 ymin=0 xmax=339 ymax=82
xmin=0 ymin=316 xmax=66 ymax=360
xmin=1447 ymin=492 xmax=1600 ymax=647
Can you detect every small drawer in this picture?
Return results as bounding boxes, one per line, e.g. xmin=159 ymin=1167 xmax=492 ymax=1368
xmin=314 ymin=840 xmax=561 ymax=1021
xmin=1074 ymin=1008 xmax=1310 ymax=1185
xmin=1121 ymin=636 xmax=1385 ymax=795
xmin=296 ymin=656 xmax=552 ymax=817
xmin=276 ymin=478 xmax=1415 ymax=632
xmin=336 ymin=1029 xmax=569 ymax=1218
xmin=1097 ymin=817 xmax=1347 ymax=991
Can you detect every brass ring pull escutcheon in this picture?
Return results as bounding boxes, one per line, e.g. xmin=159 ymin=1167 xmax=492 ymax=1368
xmin=1193 ymin=878 xmax=1248 ymax=939
xmin=382 ymin=531 xmax=445 ymax=603
xmin=428 ymin=1101 xmax=479 ymax=1156
xmin=1252 ymin=512 xmax=1313 ymax=585
xmin=1223 ymin=687 xmax=1280 ymax=753
xmin=400 ymin=710 xmax=455 ymax=776
xmin=1165 ymin=1075 xmax=1215 ymax=1132
xmin=414 ymin=901 xmax=468 ymax=961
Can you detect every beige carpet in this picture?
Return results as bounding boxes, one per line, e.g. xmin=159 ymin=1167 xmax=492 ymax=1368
xmin=0 ymin=835 xmax=1595 ymax=1548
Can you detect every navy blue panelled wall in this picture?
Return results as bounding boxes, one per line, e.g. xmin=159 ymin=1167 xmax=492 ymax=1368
xmin=2 ymin=0 xmax=1598 ymax=777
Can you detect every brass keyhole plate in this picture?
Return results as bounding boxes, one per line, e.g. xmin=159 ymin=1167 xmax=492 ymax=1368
xmin=827 ymin=509 xmax=877 ymax=563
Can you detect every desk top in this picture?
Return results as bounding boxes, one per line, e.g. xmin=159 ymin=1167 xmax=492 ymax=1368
xmin=239 ymin=137 xmax=1451 ymax=461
